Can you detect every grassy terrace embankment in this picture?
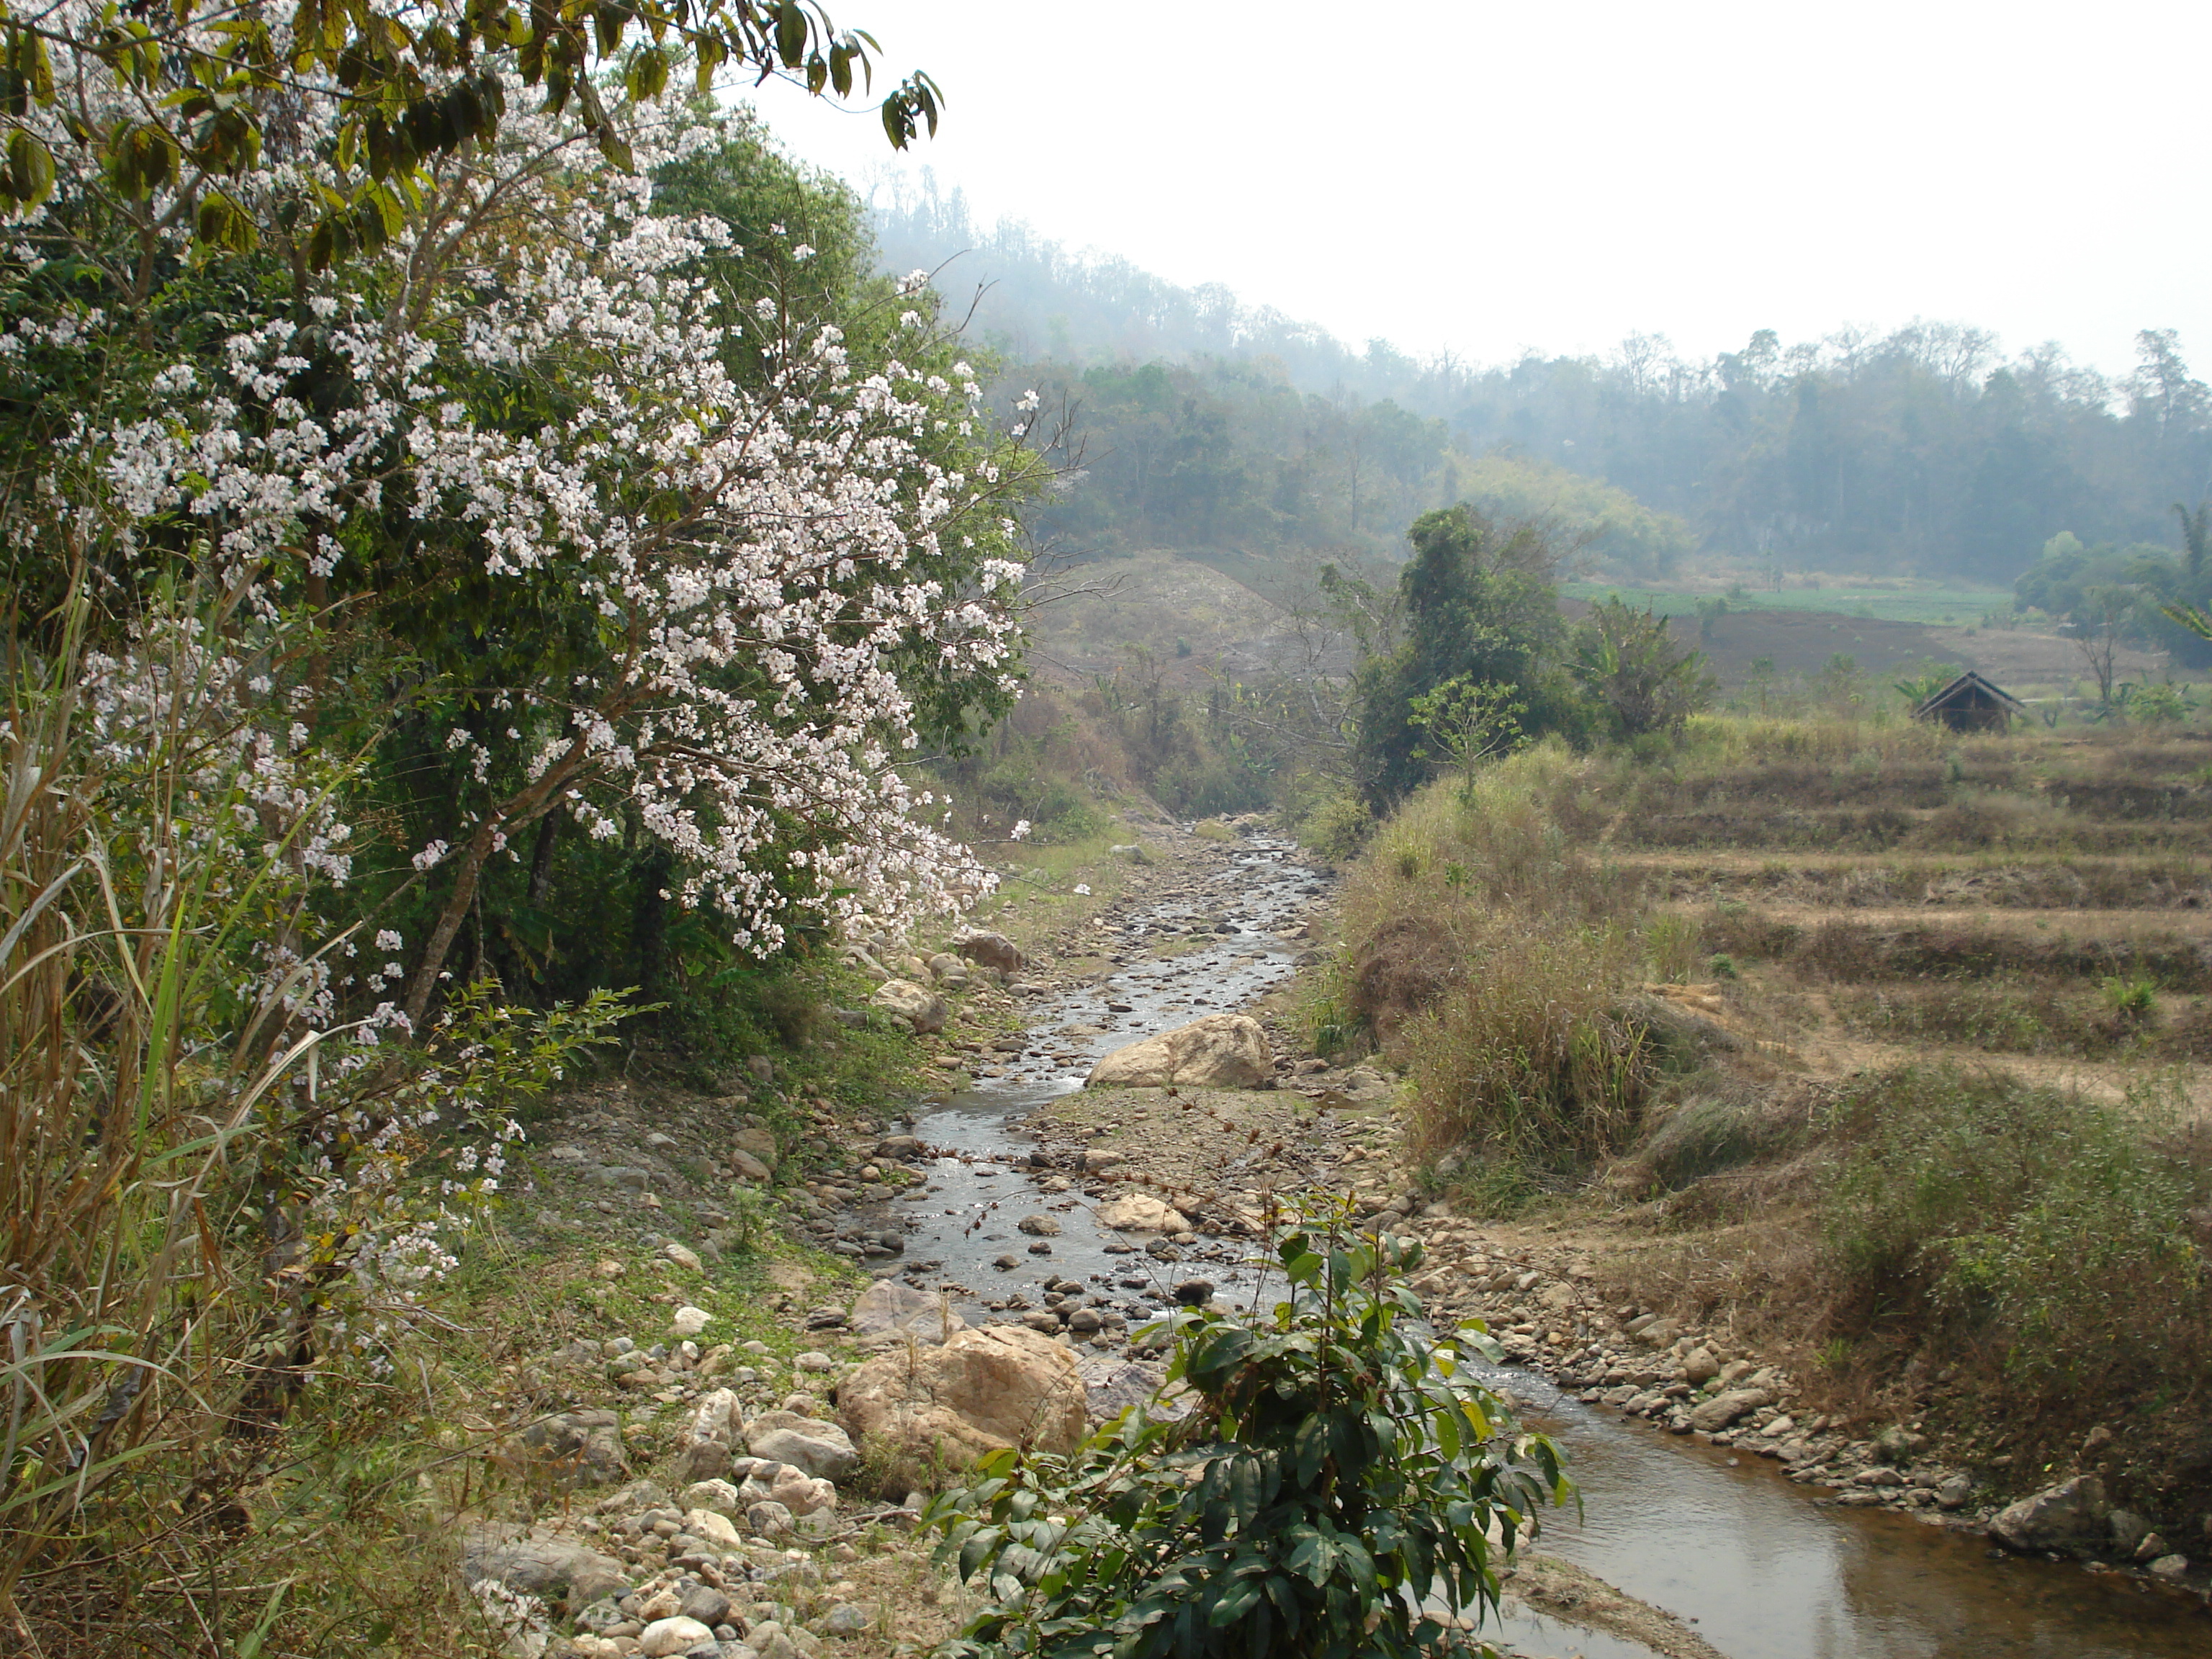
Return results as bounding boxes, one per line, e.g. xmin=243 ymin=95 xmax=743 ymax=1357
xmin=1317 ymin=714 xmax=2212 ymax=1539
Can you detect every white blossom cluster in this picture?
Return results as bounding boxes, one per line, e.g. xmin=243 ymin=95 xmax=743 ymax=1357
xmin=7 ymin=13 xmax=1029 ymax=980
xmin=75 ymin=611 xmax=357 ymax=1029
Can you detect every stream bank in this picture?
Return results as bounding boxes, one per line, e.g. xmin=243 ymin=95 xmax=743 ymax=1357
xmin=857 ymin=815 xmax=2211 ymax=1657
xmin=494 ymin=811 xmax=2208 ymax=1659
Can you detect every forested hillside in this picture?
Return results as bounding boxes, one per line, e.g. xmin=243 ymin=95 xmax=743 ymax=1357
xmin=877 ymin=179 xmax=2212 ymax=583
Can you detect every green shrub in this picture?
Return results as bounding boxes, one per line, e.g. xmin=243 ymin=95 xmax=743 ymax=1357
xmin=1303 ymin=988 xmax=1355 ymax=1059
xmin=925 ymin=1202 xmax=1569 ymax=1659
xmin=1300 ymin=790 xmax=1374 ymax=863
xmin=1822 ymin=1066 xmax=2208 ymax=1390
xmin=2100 ymin=974 xmax=2159 ymax=1020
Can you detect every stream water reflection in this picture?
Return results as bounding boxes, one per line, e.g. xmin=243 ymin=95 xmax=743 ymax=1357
xmin=1485 ymin=1359 xmax=2206 ymax=1658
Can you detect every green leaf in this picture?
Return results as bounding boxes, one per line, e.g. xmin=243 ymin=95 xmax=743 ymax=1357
xmin=1434 ymin=1404 xmax=1460 ymax=1461
xmin=193 ymin=190 xmax=258 ymax=252
xmin=958 ymin=1525 xmax=999 ymax=1582
xmin=774 ymin=0 xmax=807 ymax=65
xmin=627 ymin=45 xmax=669 ymax=100
xmin=1208 ymin=1579 xmax=1263 ymax=1627
xmin=693 ymin=34 xmax=724 ymax=91
xmin=593 ymin=3 xmax=629 ymax=57
xmin=1228 ymin=1455 xmax=1262 ymax=1528
xmin=1292 ymin=1414 xmax=1330 ymax=1487
xmin=1187 ymin=1324 xmax=1253 ymax=1379
xmin=1285 ymin=1527 xmax=1335 ymax=1586
xmin=2 ymin=129 xmax=53 ymax=204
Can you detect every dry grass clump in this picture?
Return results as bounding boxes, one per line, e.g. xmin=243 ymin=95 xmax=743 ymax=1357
xmin=1701 ymin=907 xmax=2212 ymax=991
xmin=1336 ymin=747 xmax=1655 ymax=1185
xmin=1675 ymin=713 xmax=1948 ymax=770
xmin=1346 ymin=742 xmax=1639 ymax=931
xmin=1830 ymin=980 xmax=2174 ymax=1057
xmin=1608 ymin=1076 xmax=1817 ymax=1208
xmin=1399 ymin=922 xmax=1650 ymax=1170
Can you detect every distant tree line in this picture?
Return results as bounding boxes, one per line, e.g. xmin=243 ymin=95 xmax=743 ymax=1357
xmin=873 ymin=181 xmax=2211 ymax=583
xmin=1455 ymin=325 xmax=2212 ymax=583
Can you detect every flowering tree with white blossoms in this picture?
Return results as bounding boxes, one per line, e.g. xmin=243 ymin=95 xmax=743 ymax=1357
xmin=4 ymin=23 xmax=1040 ymax=1027
xmin=0 ymin=8 xmax=1040 ymax=1614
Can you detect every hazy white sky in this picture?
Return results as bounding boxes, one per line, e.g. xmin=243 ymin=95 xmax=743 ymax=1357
xmin=757 ymin=0 xmax=2206 ymax=379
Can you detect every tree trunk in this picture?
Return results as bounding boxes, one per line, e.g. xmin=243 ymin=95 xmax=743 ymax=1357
xmin=401 ymin=737 xmax=589 ymax=1028
xmin=526 ymin=812 xmax=561 ymax=907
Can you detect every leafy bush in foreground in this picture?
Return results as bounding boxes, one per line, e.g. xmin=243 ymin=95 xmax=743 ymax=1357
xmin=925 ymin=1203 xmax=1569 ymax=1659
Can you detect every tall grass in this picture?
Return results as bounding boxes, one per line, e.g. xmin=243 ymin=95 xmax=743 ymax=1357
xmin=1671 ymin=711 xmax=1947 ymax=770
xmin=1644 ymin=913 xmax=1703 ymax=982
xmin=1401 ymin=923 xmax=1650 ymax=1169
xmin=1 ymin=597 xmax=318 ymax=1619
xmin=1337 ymin=745 xmax=1654 ymax=1181
xmin=1 ymin=591 xmax=620 ymax=1644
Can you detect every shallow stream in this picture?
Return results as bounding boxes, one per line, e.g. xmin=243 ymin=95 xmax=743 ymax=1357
xmin=878 ymin=835 xmax=2206 ymax=1658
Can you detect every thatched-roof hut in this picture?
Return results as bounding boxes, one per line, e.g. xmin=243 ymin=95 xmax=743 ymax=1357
xmin=1912 ymin=670 xmax=2025 ymax=733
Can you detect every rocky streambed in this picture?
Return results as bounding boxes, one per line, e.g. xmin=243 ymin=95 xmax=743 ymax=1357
xmin=478 ymin=814 xmax=2209 ymax=1659
xmin=850 ymin=818 xmax=2212 ymax=1655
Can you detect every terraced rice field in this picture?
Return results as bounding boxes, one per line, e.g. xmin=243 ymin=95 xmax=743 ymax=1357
xmin=1613 ymin=728 xmax=2212 ymax=1103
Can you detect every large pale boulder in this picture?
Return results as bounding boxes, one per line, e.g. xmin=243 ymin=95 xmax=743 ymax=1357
xmin=1094 ymin=1192 xmax=1190 ymax=1233
xmin=870 ymin=979 xmax=949 ymax=1035
xmin=1990 ymin=1475 xmax=2108 ymax=1554
xmin=956 ymin=931 xmax=1026 ymax=974
xmin=461 ymin=1524 xmax=629 ymax=1610
xmin=739 ymin=1462 xmax=836 ymax=1515
xmin=1085 ymin=1014 xmax=1272 ymax=1089
xmin=680 ymin=1478 xmax=742 ymax=1516
xmin=683 ymin=1508 xmax=745 ymax=1550
xmin=746 ymin=1411 xmax=860 ymax=1482
xmin=1074 ymin=1357 xmax=1192 ymax=1425
xmin=850 ymin=1280 xmax=966 ymax=1344
xmin=838 ymin=1325 xmax=1086 ymax=1475
xmin=1686 ymin=1388 xmax=1771 ymax=1434
xmin=678 ymin=1389 xmax=741 ymax=1457
xmin=639 ymin=1615 xmax=716 ymax=1658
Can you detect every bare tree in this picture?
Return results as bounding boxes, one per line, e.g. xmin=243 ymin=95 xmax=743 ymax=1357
xmin=2072 ymin=585 xmax=2133 ymax=709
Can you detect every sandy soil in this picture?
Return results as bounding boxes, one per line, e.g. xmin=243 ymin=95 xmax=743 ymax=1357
xmin=1923 ymin=624 xmax=2167 ymax=691
xmin=1509 ymin=1556 xmax=1729 ymax=1659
